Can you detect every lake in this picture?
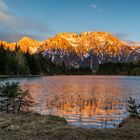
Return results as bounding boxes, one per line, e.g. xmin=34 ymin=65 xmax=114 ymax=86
xmin=0 ymin=76 xmax=140 ymax=128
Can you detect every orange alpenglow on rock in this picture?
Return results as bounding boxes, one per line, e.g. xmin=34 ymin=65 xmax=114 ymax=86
xmin=0 ymin=37 xmax=43 ymax=54
xmin=0 ymin=32 xmax=139 ymax=55
xmin=0 ymin=41 xmax=17 ymax=51
xmin=17 ymin=37 xmax=43 ymax=54
xmin=38 ymin=32 xmax=131 ymax=55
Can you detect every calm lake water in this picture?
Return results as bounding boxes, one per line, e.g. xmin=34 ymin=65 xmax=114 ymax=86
xmin=0 ymin=76 xmax=140 ymax=128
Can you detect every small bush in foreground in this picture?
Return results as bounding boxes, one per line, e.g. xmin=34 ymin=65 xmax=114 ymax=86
xmin=128 ymin=97 xmax=140 ymax=117
xmin=0 ymin=82 xmax=34 ymax=114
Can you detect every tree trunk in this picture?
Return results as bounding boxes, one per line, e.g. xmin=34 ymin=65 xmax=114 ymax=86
xmin=12 ymin=98 xmax=15 ymax=114
xmin=18 ymin=98 xmax=22 ymax=113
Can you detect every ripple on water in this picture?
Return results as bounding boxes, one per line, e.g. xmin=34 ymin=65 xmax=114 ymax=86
xmin=1 ymin=76 xmax=140 ymax=128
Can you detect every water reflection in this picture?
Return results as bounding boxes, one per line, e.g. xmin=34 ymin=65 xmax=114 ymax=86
xmin=1 ymin=76 xmax=140 ymax=128
xmin=39 ymin=95 xmax=127 ymax=128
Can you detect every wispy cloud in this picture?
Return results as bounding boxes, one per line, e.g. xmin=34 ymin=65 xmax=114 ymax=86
xmin=113 ymin=33 xmax=131 ymax=40
xmin=91 ymin=4 xmax=97 ymax=9
xmin=90 ymin=3 xmax=102 ymax=12
xmin=0 ymin=0 xmax=53 ymax=42
xmin=0 ymin=0 xmax=8 ymax=11
xmin=113 ymin=32 xmax=140 ymax=46
xmin=0 ymin=30 xmax=51 ymax=42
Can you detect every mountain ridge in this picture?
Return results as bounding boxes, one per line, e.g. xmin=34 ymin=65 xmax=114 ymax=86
xmin=1 ymin=32 xmax=140 ymax=69
xmin=0 ymin=36 xmax=43 ymax=54
xmin=0 ymin=32 xmax=138 ymax=54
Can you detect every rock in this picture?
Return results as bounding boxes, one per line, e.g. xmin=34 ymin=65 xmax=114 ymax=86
xmin=6 ymin=125 xmax=20 ymax=131
xmin=0 ymin=121 xmax=11 ymax=129
xmin=0 ymin=118 xmax=6 ymax=122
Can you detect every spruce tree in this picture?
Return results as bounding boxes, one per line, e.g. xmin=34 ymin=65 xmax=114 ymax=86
xmin=128 ymin=97 xmax=140 ymax=117
xmin=0 ymin=82 xmax=33 ymax=114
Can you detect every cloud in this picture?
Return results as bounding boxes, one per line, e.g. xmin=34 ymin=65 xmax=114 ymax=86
xmin=113 ymin=32 xmax=140 ymax=46
xmin=0 ymin=0 xmax=18 ymax=29
xmin=113 ymin=33 xmax=131 ymax=40
xmin=90 ymin=3 xmax=102 ymax=12
xmin=0 ymin=0 xmax=53 ymax=42
xmin=0 ymin=0 xmax=8 ymax=11
xmin=0 ymin=30 xmax=51 ymax=42
xmin=126 ymin=41 xmax=140 ymax=46
xmin=91 ymin=4 xmax=97 ymax=9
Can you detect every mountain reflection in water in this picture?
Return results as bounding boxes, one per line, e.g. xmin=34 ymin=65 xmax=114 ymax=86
xmin=37 ymin=94 xmax=127 ymax=128
xmin=1 ymin=76 xmax=140 ymax=128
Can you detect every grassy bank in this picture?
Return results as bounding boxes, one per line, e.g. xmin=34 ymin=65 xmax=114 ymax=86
xmin=0 ymin=112 xmax=139 ymax=140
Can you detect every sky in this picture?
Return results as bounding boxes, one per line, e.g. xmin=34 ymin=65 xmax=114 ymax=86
xmin=0 ymin=0 xmax=140 ymax=42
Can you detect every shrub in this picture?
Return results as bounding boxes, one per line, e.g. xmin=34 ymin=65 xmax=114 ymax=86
xmin=128 ymin=97 xmax=140 ymax=117
xmin=0 ymin=82 xmax=34 ymax=114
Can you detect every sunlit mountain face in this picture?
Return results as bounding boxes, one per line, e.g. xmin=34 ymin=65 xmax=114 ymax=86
xmin=0 ymin=37 xmax=43 ymax=54
xmin=1 ymin=32 xmax=140 ymax=68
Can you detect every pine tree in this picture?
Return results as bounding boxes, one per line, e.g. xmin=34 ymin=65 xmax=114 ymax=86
xmin=0 ymin=82 xmax=34 ymax=114
xmin=5 ymin=51 xmax=17 ymax=75
xmin=0 ymin=45 xmax=7 ymax=74
xmin=15 ymin=49 xmax=30 ymax=75
xmin=128 ymin=97 xmax=140 ymax=117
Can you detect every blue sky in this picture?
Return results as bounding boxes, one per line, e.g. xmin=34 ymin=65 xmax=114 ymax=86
xmin=0 ymin=0 xmax=140 ymax=42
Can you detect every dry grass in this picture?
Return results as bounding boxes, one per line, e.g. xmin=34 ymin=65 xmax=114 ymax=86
xmin=0 ymin=112 xmax=140 ymax=140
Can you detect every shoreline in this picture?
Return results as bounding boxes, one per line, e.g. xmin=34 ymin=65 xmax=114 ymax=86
xmin=1 ymin=74 xmax=140 ymax=78
xmin=0 ymin=75 xmax=44 ymax=78
xmin=0 ymin=112 xmax=139 ymax=140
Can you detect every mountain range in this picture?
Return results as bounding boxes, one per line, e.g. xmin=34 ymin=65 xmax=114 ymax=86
xmin=1 ymin=32 xmax=140 ymax=69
